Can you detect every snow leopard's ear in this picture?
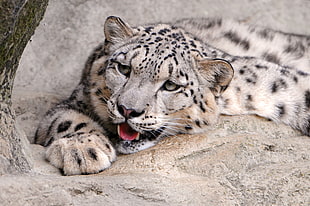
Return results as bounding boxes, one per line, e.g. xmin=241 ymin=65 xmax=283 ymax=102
xmin=197 ymin=58 xmax=234 ymax=97
xmin=104 ymin=16 xmax=134 ymax=45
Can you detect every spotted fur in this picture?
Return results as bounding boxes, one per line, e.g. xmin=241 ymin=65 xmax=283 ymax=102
xmin=35 ymin=16 xmax=310 ymax=175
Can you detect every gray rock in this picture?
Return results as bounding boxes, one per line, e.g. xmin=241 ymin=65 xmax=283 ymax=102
xmin=0 ymin=0 xmax=48 ymax=175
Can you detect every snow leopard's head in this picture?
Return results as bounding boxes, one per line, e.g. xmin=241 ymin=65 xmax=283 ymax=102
xmin=90 ymin=16 xmax=233 ymax=154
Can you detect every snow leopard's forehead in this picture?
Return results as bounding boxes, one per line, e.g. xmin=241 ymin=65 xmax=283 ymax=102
xmin=108 ymin=24 xmax=203 ymax=82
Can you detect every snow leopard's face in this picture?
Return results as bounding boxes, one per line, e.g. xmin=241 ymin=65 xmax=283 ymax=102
xmin=92 ymin=16 xmax=233 ymax=153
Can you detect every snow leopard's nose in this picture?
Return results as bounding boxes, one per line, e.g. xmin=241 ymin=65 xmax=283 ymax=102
xmin=117 ymin=105 xmax=145 ymax=119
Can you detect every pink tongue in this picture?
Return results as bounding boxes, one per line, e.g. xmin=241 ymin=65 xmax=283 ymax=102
xmin=118 ymin=123 xmax=139 ymax=141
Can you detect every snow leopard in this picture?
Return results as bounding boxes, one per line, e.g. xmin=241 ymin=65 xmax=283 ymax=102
xmin=35 ymin=16 xmax=310 ymax=175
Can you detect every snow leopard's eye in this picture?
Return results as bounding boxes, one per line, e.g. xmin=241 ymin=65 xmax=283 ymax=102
xmin=162 ymin=80 xmax=181 ymax=91
xmin=117 ymin=63 xmax=131 ymax=77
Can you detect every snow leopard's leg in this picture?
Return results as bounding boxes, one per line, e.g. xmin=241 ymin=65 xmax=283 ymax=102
xmin=35 ymin=104 xmax=116 ymax=175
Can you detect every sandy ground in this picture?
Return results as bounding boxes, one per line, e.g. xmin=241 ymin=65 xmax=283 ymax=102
xmin=2 ymin=0 xmax=309 ymax=205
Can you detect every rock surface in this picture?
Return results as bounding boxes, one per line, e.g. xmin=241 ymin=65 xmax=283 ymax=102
xmin=2 ymin=0 xmax=310 ymax=205
xmin=0 ymin=0 xmax=48 ymax=175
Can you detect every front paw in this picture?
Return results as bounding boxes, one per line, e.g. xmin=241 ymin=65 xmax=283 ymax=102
xmin=46 ymin=133 xmax=116 ymax=175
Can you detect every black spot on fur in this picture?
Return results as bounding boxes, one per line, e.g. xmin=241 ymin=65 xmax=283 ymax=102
xmin=105 ymin=144 xmax=111 ymax=151
xmin=271 ymin=83 xmax=278 ymax=93
xmin=280 ymin=69 xmax=290 ymax=76
xmin=133 ymin=45 xmax=142 ymax=50
xmin=189 ymin=40 xmax=197 ymax=48
xmin=255 ymin=64 xmax=268 ymax=70
xmin=257 ymin=29 xmax=274 ymax=40
xmin=223 ymin=98 xmax=230 ymax=108
xmin=46 ymin=117 xmax=59 ymax=137
xmin=144 ymin=26 xmax=154 ymax=33
xmin=203 ymin=120 xmax=209 ymax=125
xmin=211 ymin=50 xmax=217 ymax=57
xmin=305 ymin=90 xmax=310 ymax=109
xmin=57 ymin=121 xmax=72 ymax=133
xmin=195 ymin=120 xmax=201 ymax=127
xmin=246 ymin=95 xmax=252 ymax=101
xmin=74 ymin=123 xmax=87 ymax=132
xmin=206 ymin=19 xmax=222 ymax=28
xmin=99 ymin=97 xmax=107 ymax=104
xmin=284 ymin=41 xmax=305 ymax=58
xmin=193 ymin=96 xmax=198 ymax=104
xmin=154 ymin=36 xmax=163 ymax=42
xmin=44 ymin=136 xmax=54 ymax=147
xmin=158 ymin=28 xmax=170 ymax=35
xmin=190 ymin=89 xmax=194 ymax=96
xmin=97 ymin=68 xmax=105 ymax=76
xmin=271 ymin=79 xmax=287 ymax=93
xmin=168 ymin=63 xmax=173 ymax=75
xmin=199 ymin=102 xmax=206 ymax=112
xmin=276 ymin=104 xmax=286 ymax=117
xmin=72 ymin=150 xmax=82 ymax=166
xmin=263 ymin=52 xmax=280 ymax=64
xmin=185 ymin=125 xmax=193 ymax=130
xmin=173 ymin=56 xmax=179 ymax=65
xmin=89 ymin=129 xmax=96 ymax=134
xmin=62 ymin=133 xmax=77 ymax=139
xmin=95 ymin=88 xmax=103 ymax=96
xmin=297 ymin=70 xmax=309 ymax=76
xmin=76 ymin=101 xmax=88 ymax=111
xmin=245 ymin=95 xmax=255 ymax=110
xmin=224 ymin=31 xmax=250 ymax=50
xmin=185 ymin=73 xmax=189 ymax=80
xmin=246 ymin=78 xmax=256 ymax=84
xmin=220 ymin=52 xmax=228 ymax=58
xmin=88 ymin=148 xmax=98 ymax=161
